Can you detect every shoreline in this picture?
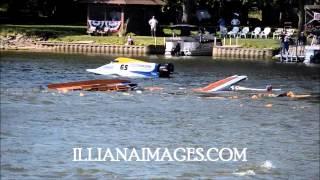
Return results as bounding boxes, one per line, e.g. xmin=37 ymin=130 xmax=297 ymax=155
xmin=0 ymin=38 xmax=165 ymax=55
xmin=1 ymin=40 xmax=277 ymax=59
xmin=212 ymin=46 xmax=275 ymax=59
xmin=1 ymin=34 xmax=277 ymax=59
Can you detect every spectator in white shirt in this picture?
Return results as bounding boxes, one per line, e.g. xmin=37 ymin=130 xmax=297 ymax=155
xmin=148 ymin=16 xmax=158 ymax=37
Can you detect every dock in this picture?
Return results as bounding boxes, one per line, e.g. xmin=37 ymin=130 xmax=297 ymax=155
xmin=277 ymin=45 xmax=305 ymax=62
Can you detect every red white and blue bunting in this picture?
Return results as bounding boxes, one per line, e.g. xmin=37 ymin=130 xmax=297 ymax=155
xmin=88 ymin=20 xmax=121 ymax=32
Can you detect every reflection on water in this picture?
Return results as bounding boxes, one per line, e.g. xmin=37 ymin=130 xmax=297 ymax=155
xmin=1 ymin=52 xmax=320 ymax=179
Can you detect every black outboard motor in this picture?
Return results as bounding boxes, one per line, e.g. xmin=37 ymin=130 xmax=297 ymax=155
xmin=157 ymin=63 xmax=174 ymax=78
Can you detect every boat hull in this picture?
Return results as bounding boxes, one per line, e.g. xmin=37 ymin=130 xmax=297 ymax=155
xmin=48 ymin=79 xmax=136 ymax=92
xmin=86 ymin=57 xmax=173 ymax=78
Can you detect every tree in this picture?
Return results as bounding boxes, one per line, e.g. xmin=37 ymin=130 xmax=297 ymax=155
xmin=5 ymin=0 xmax=82 ymax=23
xmin=275 ymin=0 xmax=319 ymax=33
xmin=181 ymin=0 xmax=195 ymax=23
xmin=163 ymin=0 xmax=260 ymax=24
xmin=297 ymin=0 xmax=305 ymax=34
xmin=163 ymin=0 xmax=203 ymax=23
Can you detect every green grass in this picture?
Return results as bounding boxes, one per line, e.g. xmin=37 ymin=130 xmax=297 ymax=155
xmin=0 ymin=24 xmax=86 ymax=37
xmin=0 ymin=24 xmax=86 ymax=32
xmin=0 ymin=24 xmax=164 ymax=45
xmin=239 ymin=38 xmax=279 ymax=49
xmin=0 ymin=24 xmax=280 ymax=48
xmin=163 ymin=28 xmax=181 ymax=36
xmin=225 ymin=38 xmax=280 ymax=49
xmin=49 ymin=35 xmax=165 ymax=46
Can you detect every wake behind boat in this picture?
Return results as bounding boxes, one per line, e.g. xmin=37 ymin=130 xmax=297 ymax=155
xmin=86 ymin=57 xmax=174 ymax=78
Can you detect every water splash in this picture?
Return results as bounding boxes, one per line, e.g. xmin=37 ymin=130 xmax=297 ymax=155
xmin=233 ymin=170 xmax=256 ymax=176
xmin=233 ymin=160 xmax=275 ymax=176
xmin=261 ymin=160 xmax=275 ymax=170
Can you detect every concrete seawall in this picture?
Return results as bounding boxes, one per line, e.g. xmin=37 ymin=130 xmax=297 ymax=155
xmin=36 ymin=42 xmax=165 ymax=55
xmin=213 ymin=46 xmax=274 ymax=59
xmin=3 ymin=41 xmax=276 ymax=60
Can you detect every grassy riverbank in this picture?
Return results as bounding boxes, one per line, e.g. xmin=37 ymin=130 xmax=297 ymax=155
xmin=49 ymin=35 xmax=165 ymax=46
xmin=0 ymin=24 xmax=84 ymax=38
xmin=0 ymin=24 xmax=280 ymax=48
xmin=237 ymin=39 xmax=279 ymax=49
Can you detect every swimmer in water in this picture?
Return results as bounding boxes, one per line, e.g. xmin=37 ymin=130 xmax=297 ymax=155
xmin=252 ymin=89 xmax=311 ymax=99
xmin=266 ymin=85 xmax=273 ymax=92
xmin=277 ymin=91 xmax=311 ymax=98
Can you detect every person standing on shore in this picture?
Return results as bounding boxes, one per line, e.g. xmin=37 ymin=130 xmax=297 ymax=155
xmin=297 ymin=32 xmax=306 ymax=54
xmin=148 ymin=16 xmax=158 ymax=37
xmin=298 ymin=32 xmax=306 ymax=45
xmin=284 ymin=35 xmax=290 ymax=54
xmin=280 ymin=30 xmax=287 ymax=54
xmin=231 ymin=13 xmax=240 ymax=28
xmin=217 ymin=17 xmax=227 ymax=37
xmin=126 ymin=35 xmax=134 ymax=45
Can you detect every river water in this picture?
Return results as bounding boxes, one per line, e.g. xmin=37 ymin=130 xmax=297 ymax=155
xmin=1 ymin=52 xmax=319 ymax=179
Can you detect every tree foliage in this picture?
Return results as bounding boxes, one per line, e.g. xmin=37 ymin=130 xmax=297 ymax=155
xmin=162 ymin=0 xmax=319 ymax=31
xmin=2 ymin=0 xmax=320 ymax=30
xmin=3 ymin=0 xmax=83 ymax=23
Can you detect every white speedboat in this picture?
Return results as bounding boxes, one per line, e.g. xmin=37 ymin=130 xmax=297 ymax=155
xmin=86 ymin=57 xmax=174 ymax=78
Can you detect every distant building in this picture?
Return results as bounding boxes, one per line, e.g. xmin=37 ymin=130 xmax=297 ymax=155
xmin=80 ymin=0 xmax=165 ymax=35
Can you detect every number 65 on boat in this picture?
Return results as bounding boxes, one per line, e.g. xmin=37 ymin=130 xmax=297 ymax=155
xmin=86 ymin=57 xmax=174 ymax=78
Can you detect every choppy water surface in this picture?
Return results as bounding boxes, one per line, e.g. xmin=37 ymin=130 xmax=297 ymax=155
xmin=1 ymin=52 xmax=319 ymax=179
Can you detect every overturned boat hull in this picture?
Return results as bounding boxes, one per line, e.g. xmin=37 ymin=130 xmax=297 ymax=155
xmin=194 ymin=75 xmax=248 ymax=92
xmin=48 ymin=79 xmax=136 ymax=92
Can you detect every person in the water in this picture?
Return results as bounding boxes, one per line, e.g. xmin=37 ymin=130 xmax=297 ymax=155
xmin=277 ymin=91 xmax=311 ymax=98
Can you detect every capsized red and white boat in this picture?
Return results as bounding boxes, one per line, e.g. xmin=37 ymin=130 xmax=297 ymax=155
xmin=193 ymin=75 xmax=281 ymax=93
